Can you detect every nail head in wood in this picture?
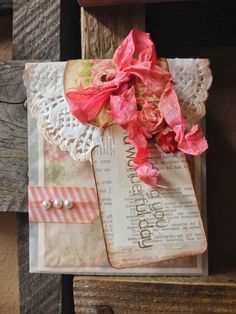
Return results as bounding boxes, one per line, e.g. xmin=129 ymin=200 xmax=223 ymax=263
xmin=98 ymin=305 xmax=114 ymax=314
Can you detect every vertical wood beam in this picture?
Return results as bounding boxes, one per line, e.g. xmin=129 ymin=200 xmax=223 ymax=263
xmin=81 ymin=5 xmax=145 ymax=59
xmin=0 ymin=62 xmax=27 ymax=213
xmin=12 ymin=1 xmax=64 ymax=312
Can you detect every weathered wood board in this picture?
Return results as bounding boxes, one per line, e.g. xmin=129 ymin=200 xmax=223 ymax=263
xmin=74 ymin=270 xmax=236 ymax=314
xmin=81 ymin=5 xmax=145 ymax=59
xmin=0 ymin=62 xmax=27 ymax=213
xmin=11 ymin=1 xmax=66 ymax=312
xmin=6 ymin=2 xmax=66 ymax=307
xmin=13 ymin=0 xmax=60 ymax=60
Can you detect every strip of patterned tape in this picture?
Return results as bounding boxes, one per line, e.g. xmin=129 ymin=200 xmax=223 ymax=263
xmin=28 ymin=186 xmax=100 ymax=224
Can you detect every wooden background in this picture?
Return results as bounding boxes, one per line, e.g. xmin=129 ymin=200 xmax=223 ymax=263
xmin=0 ymin=0 xmax=236 ymax=313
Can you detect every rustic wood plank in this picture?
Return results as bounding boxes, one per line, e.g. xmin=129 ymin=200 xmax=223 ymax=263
xmin=81 ymin=5 xmax=145 ymax=59
xmin=13 ymin=0 xmax=60 ymax=60
xmin=11 ymin=3 xmax=69 ymax=312
xmin=74 ymin=269 xmax=236 ymax=314
xmin=12 ymin=2 xmax=63 ymax=309
xmin=0 ymin=213 xmax=20 ymax=314
xmin=79 ymin=0 xmax=195 ymax=7
xmin=0 ymin=60 xmax=64 ymax=310
xmin=0 ymin=61 xmax=27 ymax=212
xmin=11 ymin=1 xmax=71 ymax=312
xmin=17 ymin=213 xmax=63 ymax=314
xmin=0 ymin=38 xmax=12 ymax=61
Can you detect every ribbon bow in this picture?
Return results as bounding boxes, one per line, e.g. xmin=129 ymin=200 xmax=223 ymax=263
xmin=66 ymin=29 xmax=208 ymax=187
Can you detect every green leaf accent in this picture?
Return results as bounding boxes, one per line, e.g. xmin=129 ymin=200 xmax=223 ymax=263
xmin=79 ymin=60 xmax=94 ymax=87
xmin=91 ymin=104 xmax=113 ymax=127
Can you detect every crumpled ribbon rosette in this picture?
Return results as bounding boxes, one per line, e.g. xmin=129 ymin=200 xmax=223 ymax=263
xmin=65 ymin=29 xmax=207 ymax=187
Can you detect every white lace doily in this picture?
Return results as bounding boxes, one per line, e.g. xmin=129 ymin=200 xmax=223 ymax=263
xmin=167 ymin=59 xmax=212 ymax=125
xmin=24 ymin=62 xmax=102 ymax=161
xmin=24 ymin=59 xmax=212 ymax=162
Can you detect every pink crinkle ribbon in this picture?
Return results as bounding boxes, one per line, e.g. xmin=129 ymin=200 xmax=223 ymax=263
xmin=66 ymin=29 xmax=208 ymax=187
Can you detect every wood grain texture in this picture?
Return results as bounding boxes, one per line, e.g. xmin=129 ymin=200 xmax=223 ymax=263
xmin=11 ymin=2 xmax=67 ymax=312
xmin=0 ymin=38 xmax=12 ymax=61
xmin=74 ymin=269 xmax=236 ymax=314
xmin=0 ymin=15 xmax=12 ymax=61
xmin=17 ymin=214 xmax=62 ymax=314
xmin=0 ymin=62 xmax=28 ymax=212
xmin=0 ymin=213 xmax=20 ymax=314
xmin=0 ymin=62 xmax=64 ymax=311
xmin=13 ymin=0 xmax=60 ymax=60
xmin=11 ymin=1 xmax=67 ymax=312
xmin=81 ymin=5 xmax=145 ymax=59
xmin=79 ymin=0 xmax=194 ymax=7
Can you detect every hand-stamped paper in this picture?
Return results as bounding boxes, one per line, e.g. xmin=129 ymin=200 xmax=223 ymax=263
xmin=92 ymin=124 xmax=207 ymax=268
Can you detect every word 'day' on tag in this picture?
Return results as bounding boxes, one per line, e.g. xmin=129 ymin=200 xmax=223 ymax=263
xmin=92 ymin=124 xmax=207 ymax=269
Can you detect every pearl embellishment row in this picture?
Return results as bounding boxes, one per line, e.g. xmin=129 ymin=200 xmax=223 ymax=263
xmin=41 ymin=199 xmax=74 ymax=210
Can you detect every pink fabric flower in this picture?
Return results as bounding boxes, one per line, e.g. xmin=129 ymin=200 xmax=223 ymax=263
xmin=66 ymin=29 xmax=171 ymax=126
xmin=133 ymin=147 xmax=149 ymax=164
xmin=156 ymin=127 xmax=178 ymax=153
xmin=138 ymin=102 xmax=165 ymax=134
xmin=90 ymin=60 xmax=117 ymax=86
xmin=135 ymin=77 xmax=159 ymax=106
xmin=158 ymin=81 xmax=208 ymax=155
xmin=110 ymin=86 xmax=137 ymax=125
xmin=127 ymin=120 xmax=151 ymax=149
xmin=65 ymin=29 xmax=208 ymax=186
xmin=135 ymin=163 xmax=160 ymax=187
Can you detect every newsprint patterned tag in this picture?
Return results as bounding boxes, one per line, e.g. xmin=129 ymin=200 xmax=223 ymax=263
xmin=92 ymin=124 xmax=207 ymax=268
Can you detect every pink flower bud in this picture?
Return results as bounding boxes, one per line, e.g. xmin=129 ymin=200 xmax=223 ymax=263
xmin=138 ymin=102 xmax=165 ymax=134
xmin=156 ymin=127 xmax=178 ymax=153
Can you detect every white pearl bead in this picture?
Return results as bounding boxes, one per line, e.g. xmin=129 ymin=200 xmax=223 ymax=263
xmin=53 ymin=199 xmax=63 ymax=209
xmin=64 ymin=200 xmax=73 ymax=209
xmin=41 ymin=200 xmax=51 ymax=210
